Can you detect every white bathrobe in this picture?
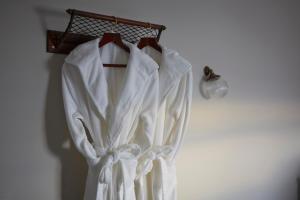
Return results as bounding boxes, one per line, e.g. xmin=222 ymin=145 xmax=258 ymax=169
xmin=135 ymin=46 xmax=193 ymax=200
xmin=61 ymin=39 xmax=159 ymax=200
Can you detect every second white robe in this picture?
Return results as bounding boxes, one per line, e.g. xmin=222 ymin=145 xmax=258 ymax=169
xmin=135 ymin=46 xmax=193 ymax=200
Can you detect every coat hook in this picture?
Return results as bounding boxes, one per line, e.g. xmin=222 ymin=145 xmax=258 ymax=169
xmin=203 ymin=66 xmax=220 ymax=81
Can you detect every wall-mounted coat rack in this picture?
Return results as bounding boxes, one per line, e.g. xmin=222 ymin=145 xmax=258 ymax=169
xmin=47 ymin=9 xmax=167 ymax=54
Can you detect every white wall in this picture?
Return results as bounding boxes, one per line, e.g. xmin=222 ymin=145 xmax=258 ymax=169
xmin=0 ymin=0 xmax=300 ymax=200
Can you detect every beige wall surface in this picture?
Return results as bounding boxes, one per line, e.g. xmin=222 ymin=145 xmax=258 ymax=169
xmin=0 ymin=0 xmax=300 ymax=200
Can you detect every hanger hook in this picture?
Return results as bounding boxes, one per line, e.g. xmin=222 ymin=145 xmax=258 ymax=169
xmin=111 ymin=16 xmax=118 ymax=33
xmin=147 ymin=22 xmax=152 ymax=36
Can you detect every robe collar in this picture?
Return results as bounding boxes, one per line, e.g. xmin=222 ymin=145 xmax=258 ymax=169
xmin=140 ymin=46 xmax=192 ymax=105
xmin=64 ymin=38 xmax=159 ymax=147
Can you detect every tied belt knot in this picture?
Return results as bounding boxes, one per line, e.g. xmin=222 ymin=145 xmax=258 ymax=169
xmin=136 ymin=145 xmax=173 ymax=180
xmin=93 ymin=143 xmax=141 ymax=184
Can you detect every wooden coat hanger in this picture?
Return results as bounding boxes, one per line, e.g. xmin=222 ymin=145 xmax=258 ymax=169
xmin=137 ymin=37 xmax=162 ymax=53
xmin=137 ymin=23 xmax=162 ymax=53
xmin=99 ymin=17 xmax=130 ymax=67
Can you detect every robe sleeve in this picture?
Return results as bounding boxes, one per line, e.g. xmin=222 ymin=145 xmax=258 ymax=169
xmin=61 ymin=63 xmax=98 ymax=163
xmin=134 ymin=70 xmax=159 ymax=152
xmin=165 ymin=69 xmax=193 ymax=161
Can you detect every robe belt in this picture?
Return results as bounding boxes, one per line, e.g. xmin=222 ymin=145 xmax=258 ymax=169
xmin=136 ymin=145 xmax=173 ymax=180
xmin=93 ymin=144 xmax=141 ymax=184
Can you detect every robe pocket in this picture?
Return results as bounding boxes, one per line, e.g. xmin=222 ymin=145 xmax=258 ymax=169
xmin=73 ymin=112 xmax=96 ymax=144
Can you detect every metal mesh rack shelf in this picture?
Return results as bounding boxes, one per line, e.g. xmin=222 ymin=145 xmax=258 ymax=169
xmin=47 ymin=9 xmax=166 ymax=54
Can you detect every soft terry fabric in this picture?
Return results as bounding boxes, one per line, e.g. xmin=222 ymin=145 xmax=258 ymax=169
xmin=62 ymin=39 xmax=159 ymax=200
xmin=135 ymin=46 xmax=193 ymax=200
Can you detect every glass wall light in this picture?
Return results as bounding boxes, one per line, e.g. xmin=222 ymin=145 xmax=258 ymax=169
xmin=199 ymin=66 xmax=229 ymax=99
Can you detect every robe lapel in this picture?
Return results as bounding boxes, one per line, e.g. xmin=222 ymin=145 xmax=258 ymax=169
xmin=64 ymin=39 xmax=108 ymax=121
xmin=108 ymin=44 xmax=159 ymax=147
xmin=158 ymin=47 xmax=192 ymax=106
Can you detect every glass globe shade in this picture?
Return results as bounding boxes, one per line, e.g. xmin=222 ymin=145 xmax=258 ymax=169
xmin=200 ymin=77 xmax=229 ymax=99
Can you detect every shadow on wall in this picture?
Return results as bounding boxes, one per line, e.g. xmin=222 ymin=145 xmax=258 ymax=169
xmin=36 ymin=6 xmax=88 ymax=200
xmin=44 ymin=54 xmax=87 ymax=200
